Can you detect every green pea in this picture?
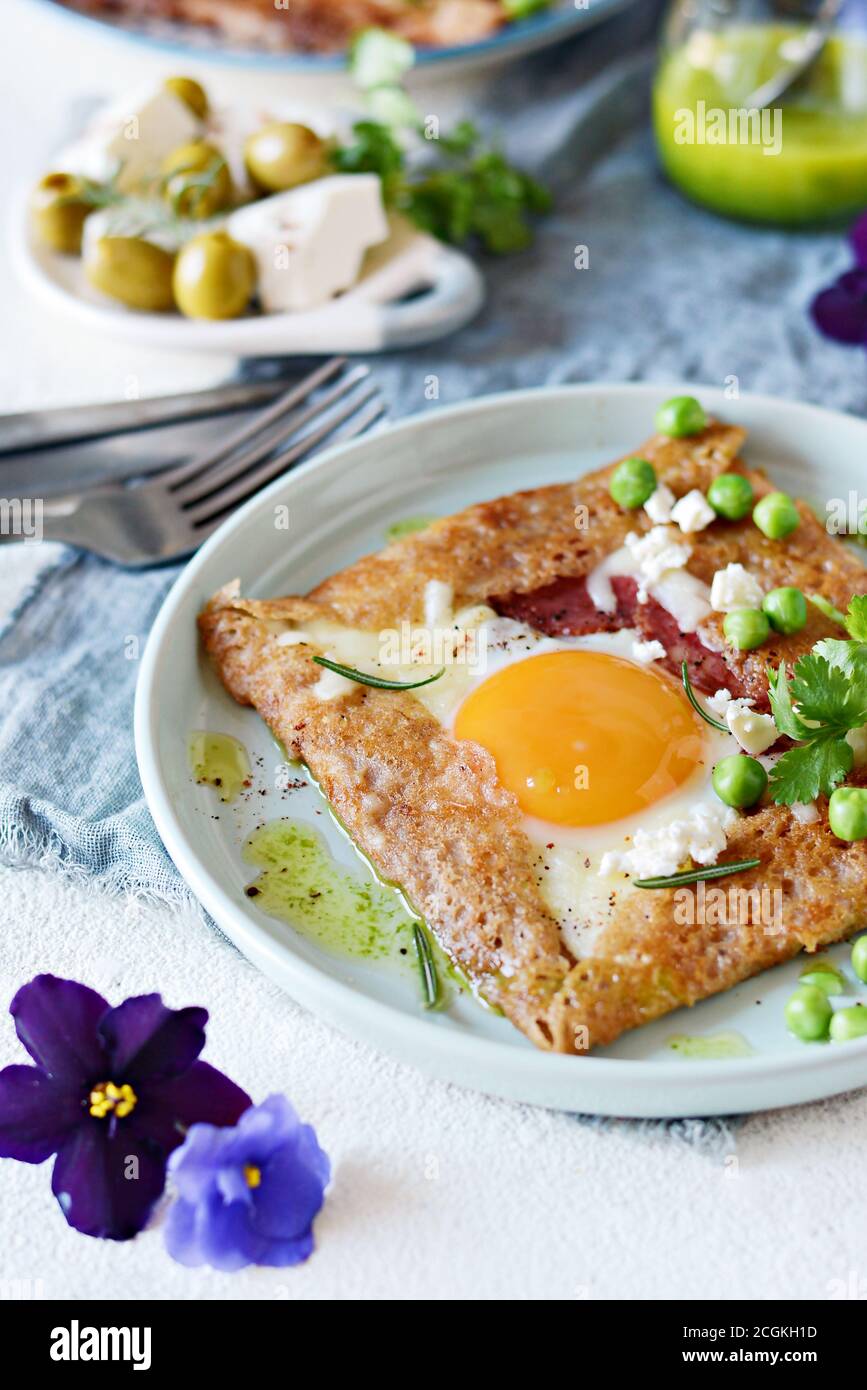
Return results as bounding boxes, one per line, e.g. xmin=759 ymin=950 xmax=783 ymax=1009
xmin=830 ymin=1006 xmax=867 ymax=1043
xmin=762 ymin=586 xmax=808 ymax=636
xmin=712 ymin=754 xmax=768 ymax=809
xmin=828 ymin=785 xmax=867 ymax=841
xmin=753 ymin=491 xmax=800 ymax=541
xmin=799 ymin=964 xmax=846 ymax=995
xmin=723 ymin=608 xmax=770 ymax=651
xmin=852 ymin=935 xmax=867 ymax=984
xmin=654 ymin=396 xmax=708 ymax=438
xmin=609 ymin=456 xmax=656 ymax=510
xmin=707 ymin=473 xmax=754 ymax=521
xmin=785 ymin=985 xmax=833 ymax=1042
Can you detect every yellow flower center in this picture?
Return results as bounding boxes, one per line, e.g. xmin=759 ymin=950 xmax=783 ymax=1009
xmin=243 ymin=1164 xmax=262 ymax=1189
xmin=88 ymin=1081 xmax=138 ymax=1120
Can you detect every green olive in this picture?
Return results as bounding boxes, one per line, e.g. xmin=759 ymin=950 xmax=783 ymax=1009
xmin=243 ymin=122 xmax=326 ymax=193
xmin=86 ymin=236 xmax=175 ymax=312
xmin=173 ymin=230 xmax=256 ymax=320
xmin=161 ymin=142 xmax=232 ymax=218
xmin=164 ymin=76 xmax=208 ymax=120
xmin=31 ymin=172 xmax=91 ymax=254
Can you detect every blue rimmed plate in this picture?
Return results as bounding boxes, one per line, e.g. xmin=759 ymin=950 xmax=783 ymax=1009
xmin=135 ymin=383 xmax=867 ymax=1117
xmin=33 ymin=0 xmax=636 ymax=73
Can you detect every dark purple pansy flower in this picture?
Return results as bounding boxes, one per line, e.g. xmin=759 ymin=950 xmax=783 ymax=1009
xmin=164 ymin=1094 xmax=330 ymax=1271
xmin=811 ymin=268 xmax=867 ymax=346
xmin=849 ymin=210 xmax=867 ymax=268
xmin=0 ymin=975 xmax=250 ymax=1241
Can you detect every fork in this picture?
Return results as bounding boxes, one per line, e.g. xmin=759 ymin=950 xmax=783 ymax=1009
xmin=1 ymin=358 xmax=385 ymax=567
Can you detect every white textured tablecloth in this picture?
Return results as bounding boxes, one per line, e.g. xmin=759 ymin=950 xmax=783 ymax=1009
xmin=3 ymin=0 xmax=867 ymax=1302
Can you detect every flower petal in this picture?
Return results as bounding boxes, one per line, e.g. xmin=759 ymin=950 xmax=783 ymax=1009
xmin=850 ymin=211 xmax=867 ymax=267
xmin=52 ymin=1123 xmax=166 ymax=1240
xmin=98 ymin=994 xmax=207 ymax=1084
xmin=811 ymin=272 xmax=867 ymax=345
xmin=133 ymin=1061 xmax=251 ymax=1156
xmin=165 ymin=1190 xmax=314 ymax=1271
xmin=0 ymin=1065 xmax=82 ymax=1162
xmin=251 ymin=1122 xmax=330 ymax=1241
xmin=11 ymin=975 xmax=108 ymax=1086
xmin=164 ymin=1191 xmax=256 ymax=1272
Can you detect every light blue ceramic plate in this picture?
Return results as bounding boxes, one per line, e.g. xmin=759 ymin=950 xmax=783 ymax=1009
xmin=34 ymin=0 xmax=635 ymax=72
xmin=135 ymin=383 xmax=867 ymax=1116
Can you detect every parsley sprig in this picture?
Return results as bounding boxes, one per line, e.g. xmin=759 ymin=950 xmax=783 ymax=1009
xmin=334 ymin=28 xmax=551 ymax=255
xmin=766 ymin=597 xmax=867 ymax=804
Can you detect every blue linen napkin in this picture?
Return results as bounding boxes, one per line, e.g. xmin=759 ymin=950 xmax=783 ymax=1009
xmin=2 ymin=5 xmax=864 ymax=1129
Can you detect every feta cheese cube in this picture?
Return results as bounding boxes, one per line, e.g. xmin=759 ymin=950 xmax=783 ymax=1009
xmin=790 ymin=801 xmax=820 ymax=825
xmin=644 ymin=484 xmax=675 ymax=525
xmin=724 ymin=699 xmax=778 ymax=755
xmin=710 ymin=562 xmax=765 ymax=613
xmin=227 ymin=174 xmax=389 ymax=313
xmin=57 ymin=85 xmax=201 ymax=194
xmin=670 ymin=488 xmax=715 ymax=534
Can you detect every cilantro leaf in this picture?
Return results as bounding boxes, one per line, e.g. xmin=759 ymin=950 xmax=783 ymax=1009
xmin=846 ymin=595 xmax=867 ymax=641
xmin=789 ymin=652 xmax=867 ymax=730
xmin=769 ymin=737 xmax=854 ymax=805
xmin=813 ymin=637 xmax=867 ymax=679
xmin=766 ymin=662 xmax=811 ymax=741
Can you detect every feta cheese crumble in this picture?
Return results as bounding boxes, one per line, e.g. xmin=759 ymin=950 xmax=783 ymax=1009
xmin=644 ymin=484 xmax=675 ymax=525
xmin=631 ymin=639 xmax=666 ymax=664
xmin=670 ymin=488 xmax=716 ymax=534
xmin=790 ymin=802 xmax=820 ymax=825
xmin=599 ymin=804 xmax=738 ymax=880
xmin=710 ymin=563 xmax=764 ymax=613
xmin=625 ymin=526 xmax=692 ymax=590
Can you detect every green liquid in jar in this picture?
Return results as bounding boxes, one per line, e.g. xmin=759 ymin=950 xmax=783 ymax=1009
xmin=653 ymin=25 xmax=867 ymax=225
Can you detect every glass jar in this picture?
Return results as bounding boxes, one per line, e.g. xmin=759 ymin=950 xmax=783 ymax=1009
xmin=653 ymin=0 xmax=867 ymax=224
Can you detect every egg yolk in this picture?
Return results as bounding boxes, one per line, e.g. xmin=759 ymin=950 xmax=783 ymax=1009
xmin=454 ymin=649 xmax=707 ymax=827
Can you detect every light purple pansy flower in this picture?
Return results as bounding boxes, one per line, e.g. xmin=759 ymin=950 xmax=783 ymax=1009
xmin=164 ymin=1094 xmax=330 ymax=1271
xmin=0 ymin=975 xmax=251 ymax=1240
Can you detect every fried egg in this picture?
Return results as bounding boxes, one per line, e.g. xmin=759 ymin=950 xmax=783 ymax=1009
xmin=277 ymin=604 xmax=739 ymax=958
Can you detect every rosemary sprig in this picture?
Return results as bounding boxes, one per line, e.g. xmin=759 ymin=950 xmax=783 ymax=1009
xmin=312 ymin=655 xmax=445 ymax=690
xmin=412 ymin=924 xmax=440 ymax=1008
xmin=807 ymin=593 xmax=848 ymax=628
xmin=634 ymin=859 xmax=760 ymax=890
xmin=681 ymin=662 xmax=729 ymax=733
xmin=160 ymin=153 xmax=228 ymax=218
